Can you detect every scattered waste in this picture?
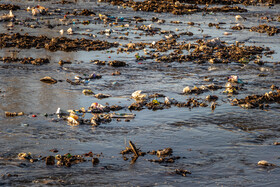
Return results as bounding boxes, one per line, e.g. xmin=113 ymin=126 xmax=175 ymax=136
xmin=92 ymin=157 xmax=100 ymax=165
xmin=0 ymin=33 xmax=119 ymax=52
xmin=17 ymin=151 xmax=102 ymax=167
xmin=0 ymin=10 xmax=14 ymax=21
xmin=46 ymin=156 xmax=55 ymax=165
xmin=27 ymin=5 xmax=48 ymax=16
xmin=175 ymin=169 xmax=192 ymax=176
xmin=1 ymin=0 xmax=279 ymax=184
xmin=98 ymin=0 xmax=247 ymax=15
xmin=131 ymin=90 xmax=147 ymax=100
xmin=0 ymin=57 xmax=49 ymax=65
xmin=58 ymin=60 xmax=72 ymax=66
xmin=231 ymin=86 xmax=280 ymax=109
xmin=183 ymin=84 xmax=221 ymax=95
xmin=156 ymin=148 xmax=173 ymax=157
xmin=250 ymin=24 xmax=280 ymax=36
xmin=108 ymin=60 xmax=126 ymax=67
xmin=83 ymin=89 xmax=94 ymax=95
xmin=235 ymin=15 xmax=244 ymax=21
xmin=227 ymin=75 xmax=243 ymax=84
xmin=67 ymin=27 xmax=73 ymax=35
xmin=110 ymin=113 xmax=135 ymax=118
xmin=257 ymin=160 xmax=276 ymax=166
xmin=94 ymin=93 xmax=111 ymax=99
xmin=89 ymin=102 xmax=107 ymax=112
xmin=5 ymin=111 xmax=24 ymax=117
xmin=0 ymin=4 xmax=20 ymax=11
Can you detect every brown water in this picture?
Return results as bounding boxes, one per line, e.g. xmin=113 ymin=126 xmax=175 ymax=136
xmin=0 ymin=0 xmax=280 ymax=186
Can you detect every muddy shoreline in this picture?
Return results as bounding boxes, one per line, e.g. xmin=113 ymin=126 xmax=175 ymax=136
xmin=0 ymin=0 xmax=280 ymax=186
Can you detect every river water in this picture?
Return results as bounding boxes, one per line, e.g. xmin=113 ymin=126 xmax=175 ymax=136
xmin=0 ymin=0 xmax=280 ymax=186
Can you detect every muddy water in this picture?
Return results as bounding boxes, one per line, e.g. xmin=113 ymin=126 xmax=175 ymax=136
xmin=0 ymin=0 xmax=280 ymax=186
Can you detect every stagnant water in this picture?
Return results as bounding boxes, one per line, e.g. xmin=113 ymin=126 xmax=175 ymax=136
xmin=0 ymin=0 xmax=280 ymax=186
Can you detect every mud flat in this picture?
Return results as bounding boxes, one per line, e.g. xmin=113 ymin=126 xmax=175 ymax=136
xmin=0 ymin=0 xmax=280 ymax=186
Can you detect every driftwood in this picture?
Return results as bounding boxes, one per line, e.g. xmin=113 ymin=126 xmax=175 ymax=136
xmin=129 ymin=140 xmax=139 ymax=157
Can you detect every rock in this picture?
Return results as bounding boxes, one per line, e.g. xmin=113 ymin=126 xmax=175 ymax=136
xmin=92 ymin=158 xmax=100 ymax=165
xmin=40 ymin=76 xmax=57 ymax=84
xmin=46 ymin=156 xmax=55 ymax=165
xmin=108 ymin=60 xmax=126 ymax=67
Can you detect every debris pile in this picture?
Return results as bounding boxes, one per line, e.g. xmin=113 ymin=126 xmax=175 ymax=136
xmin=183 ymin=84 xmax=222 ymax=95
xmin=231 ymin=86 xmax=280 ymax=109
xmin=99 ymin=0 xmax=247 ymax=15
xmin=250 ymin=24 xmax=280 ymax=36
xmin=0 ymin=33 xmax=119 ymax=52
xmin=18 ymin=152 xmax=101 ymax=167
xmin=0 ymin=4 xmax=20 ymax=10
xmin=0 ymin=57 xmax=49 ymax=65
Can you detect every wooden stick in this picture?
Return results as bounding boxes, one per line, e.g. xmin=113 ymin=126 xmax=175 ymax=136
xmin=129 ymin=140 xmax=139 ymax=157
